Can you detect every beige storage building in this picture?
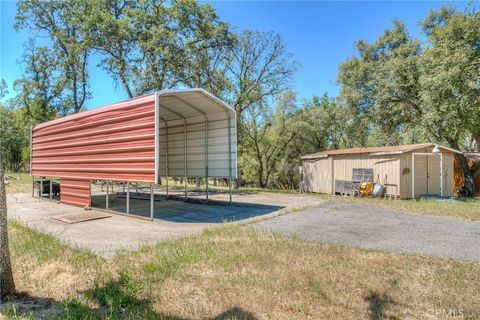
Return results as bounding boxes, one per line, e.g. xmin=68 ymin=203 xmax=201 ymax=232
xmin=301 ymin=143 xmax=460 ymax=198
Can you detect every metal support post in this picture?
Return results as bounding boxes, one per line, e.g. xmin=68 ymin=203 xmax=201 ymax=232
xmin=106 ymin=180 xmax=109 ymax=210
xmin=32 ymin=176 xmax=35 ymax=197
xmin=89 ymin=180 xmax=92 ymax=207
xmin=184 ymin=120 xmax=188 ymax=200
xmin=49 ymin=178 xmax=53 ymax=200
xmin=40 ymin=176 xmax=43 ymax=198
xmin=126 ymin=182 xmax=130 ymax=214
xmin=150 ymin=184 xmax=154 ymax=221
xmin=205 ymin=120 xmax=209 ymax=203
xmin=165 ymin=121 xmax=169 ymax=199
xmin=227 ymin=116 xmax=233 ymax=204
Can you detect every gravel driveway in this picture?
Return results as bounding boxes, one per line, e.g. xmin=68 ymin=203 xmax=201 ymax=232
xmin=253 ymin=200 xmax=480 ymax=261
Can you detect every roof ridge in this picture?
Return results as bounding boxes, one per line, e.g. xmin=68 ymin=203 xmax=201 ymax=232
xmin=301 ymin=143 xmax=461 ymax=159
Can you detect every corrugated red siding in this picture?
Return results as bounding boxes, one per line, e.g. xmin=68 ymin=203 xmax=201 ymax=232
xmin=32 ymin=94 xmax=157 ymax=206
xmin=61 ymin=178 xmax=91 ymax=207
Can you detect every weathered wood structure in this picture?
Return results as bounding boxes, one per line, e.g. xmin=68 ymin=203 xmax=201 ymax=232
xmin=302 ymin=143 xmax=460 ymax=198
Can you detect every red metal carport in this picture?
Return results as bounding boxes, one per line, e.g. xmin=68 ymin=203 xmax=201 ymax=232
xmin=30 ymin=88 xmax=237 ymax=218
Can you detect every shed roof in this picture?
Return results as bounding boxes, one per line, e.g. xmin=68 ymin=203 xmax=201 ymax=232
xmin=301 ymin=143 xmax=460 ymax=159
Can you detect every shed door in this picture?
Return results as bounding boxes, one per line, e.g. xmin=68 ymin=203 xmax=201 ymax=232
xmin=414 ymin=155 xmax=427 ymax=197
xmin=414 ymin=154 xmax=441 ymax=197
xmin=427 ymin=156 xmax=441 ymax=195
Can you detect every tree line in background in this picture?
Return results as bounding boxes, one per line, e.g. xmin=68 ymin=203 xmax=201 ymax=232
xmin=0 ymin=1 xmax=479 ymax=190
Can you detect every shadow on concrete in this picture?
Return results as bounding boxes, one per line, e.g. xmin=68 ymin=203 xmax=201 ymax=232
xmin=364 ymin=290 xmax=396 ymax=320
xmin=90 ymin=194 xmax=283 ymax=223
xmin=1 ymin=280 xmax=257 ymax=320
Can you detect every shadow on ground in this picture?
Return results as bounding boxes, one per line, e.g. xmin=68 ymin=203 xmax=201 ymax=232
xmin=91 ymin=193 xmax=283 ymax=223
xmin=1 ymin=280 xmax=257 ymax=320
xmin=364 ymin=290 xmax=396 ymax=320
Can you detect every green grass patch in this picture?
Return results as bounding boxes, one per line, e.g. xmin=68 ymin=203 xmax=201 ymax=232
xmin=354 ymin=196 xmax=480 ymax=221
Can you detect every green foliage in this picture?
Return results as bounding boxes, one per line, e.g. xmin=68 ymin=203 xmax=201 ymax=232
xmin=0 ymin=82 xmax=31 ymax=172
xmin=15 ymin=0 xmax=93 ymax=114
xmin=419 ymin=5 xmax=480 ymax=149
xmin=13 ymin=42 xmax=65 ymax=122
xmin=337 ymin=20 xmax=425 ymax=146
xmin=6 ymin=1 xmax=479 ymax=188
xmin=0 ymin=106 xmax=29 ymax=172
xmin=337 ymin=5 xmax=480 ymax=151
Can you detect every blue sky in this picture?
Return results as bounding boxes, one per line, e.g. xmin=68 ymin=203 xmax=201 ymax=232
xmin=0 ymin=1 xmax=463 ymax=109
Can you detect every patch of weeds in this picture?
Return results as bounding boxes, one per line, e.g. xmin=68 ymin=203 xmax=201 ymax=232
xmin=9 ymin=221 xmax=98 ymax=267
xmin=352 ymin=196 xmax=480 ymax=221
xmin=1 ymin=301 xmax=31 ymax=320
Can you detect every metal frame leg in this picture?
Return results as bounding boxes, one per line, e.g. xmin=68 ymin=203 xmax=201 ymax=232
xmin=32 ymin=176 xmax=35 ymax=197
xmin=50 ymin=178 xmax=53 ymax=200
xmin=89 ymin=180 xmax=92 ymax=208
xmin=165 ymin=121 xmax=169 ymax=199
xmin=126 ymin=182 xmax=130 ymax=214
xmin=150 ymin=184 xmax=154 ymax=221
xmin=106 ymin=180 xmax=109 ymax=210
xmin=40 ymin=176 xmax=43 ymax=198
xmin=205 ymin=120 xmax=209 ymax=203
xmin=184 ymin=120 xmax=188 ymax=201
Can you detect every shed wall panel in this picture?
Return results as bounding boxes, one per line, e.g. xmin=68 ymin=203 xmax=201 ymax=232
xmin=399 ymin=153 xmax=412 ymax=198
xmin=302 ymin=157 xmax=331 ymax=193
xmin=332 ymin=154 xmax=400 ymax=195
xmin=303 ymin=160 xmax=316 ymax=192
xmin=443 ymin=152 xmax=454 ymax=196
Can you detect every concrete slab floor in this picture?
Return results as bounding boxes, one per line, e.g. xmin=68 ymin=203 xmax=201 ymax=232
xmin=7 ymin=192 xmax=324 ymax=257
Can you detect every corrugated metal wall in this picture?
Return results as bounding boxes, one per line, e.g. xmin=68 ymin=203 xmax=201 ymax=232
xmin=61 ymin=178 xmax=90 ymax=207
xmin=32 ymin=94 xmax=156 ymax=182
xmin=156 ymin=91 xmax=237 ymax=180
xmin=158 ymin=118 xmax=237 ymax=178
xmin=32 ymin=94 xmax=157 ymax=206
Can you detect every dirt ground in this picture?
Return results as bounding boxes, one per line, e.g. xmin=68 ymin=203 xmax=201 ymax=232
xmin=7 ymin=191 xmax=324 ymax=257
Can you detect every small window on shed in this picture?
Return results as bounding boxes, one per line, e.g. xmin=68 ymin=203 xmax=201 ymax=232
xmin=352 ymin=168 xmax=374 ymax=182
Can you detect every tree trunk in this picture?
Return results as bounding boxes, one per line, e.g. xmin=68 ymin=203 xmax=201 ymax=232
xmin=455 ymin=153 xmax=475 ymax=197
xmin=0 ymin=161 xmax=15 ymax=300
xmin=474 ymin=133 xmax=480 ymax=152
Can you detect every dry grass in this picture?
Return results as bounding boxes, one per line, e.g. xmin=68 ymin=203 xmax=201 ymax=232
xmin=352 ymin=196 xmax=480 ymax=221
xmin=4 ymin=172 xmax=31 ymax=194
xmin=3 ymin=222 xmax=480 ymax=319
